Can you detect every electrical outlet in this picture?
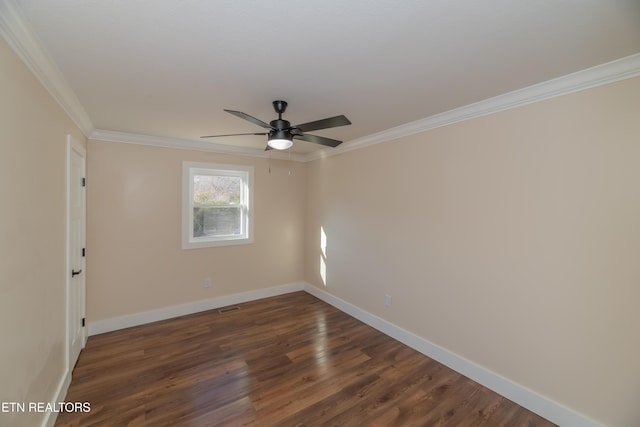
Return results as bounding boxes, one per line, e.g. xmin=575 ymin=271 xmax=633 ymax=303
xmin=384 ymin=294 xmax=392 ymax=307
xmin=203 ymin=277 xmax=211 ymax=288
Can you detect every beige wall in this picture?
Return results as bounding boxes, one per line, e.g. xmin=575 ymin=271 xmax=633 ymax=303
xmin=305 ymin=77 xmax=640 ymax=427
xmin=0 ymin=38 xmax=86 ymax=427
xmin=86 ymin=141 xmax=306 ymax=322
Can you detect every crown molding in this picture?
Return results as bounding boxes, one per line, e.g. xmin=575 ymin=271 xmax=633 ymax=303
xmin=90 ymin=129 xmax=308 ymax=161
xmin=0 ymin=0 xmax=321 ymax=160
xmin=302 ymin=52 xmax=640 ymax=162
xmin=0 ymin=0 xmax=94 ymax=137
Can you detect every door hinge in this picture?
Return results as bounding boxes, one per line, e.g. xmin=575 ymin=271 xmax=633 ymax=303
xmin=81 ymin=177 xmax=86 ymax=187
xmin=82 ymin=318 xmax=85 ymax=327
xmin=82 ymin=248 xmax=85 ymax=257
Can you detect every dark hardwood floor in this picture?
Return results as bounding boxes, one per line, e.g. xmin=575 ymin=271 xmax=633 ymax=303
xmin=55 ymin=291 xmax=556 ymax=426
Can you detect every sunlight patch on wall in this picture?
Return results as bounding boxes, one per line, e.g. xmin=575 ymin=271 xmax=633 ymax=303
xmin=320 ymin=226 xmax=327 ymax=286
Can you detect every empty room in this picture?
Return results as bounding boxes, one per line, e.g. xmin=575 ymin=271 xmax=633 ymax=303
xmin=1 ymin=1 xmax=639 ymax=426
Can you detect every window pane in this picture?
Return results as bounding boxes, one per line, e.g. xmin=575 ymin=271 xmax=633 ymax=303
xmin=193 ymin=175 xmax=241 ymax=205
xmin=192 ymin=175 xmax=243 ymax=239
xmin=193 ymin=206 xmax=242 ymax=238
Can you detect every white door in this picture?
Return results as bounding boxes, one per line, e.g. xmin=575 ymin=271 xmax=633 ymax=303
xmin=67 ymin=135 xmax=86 ymax=371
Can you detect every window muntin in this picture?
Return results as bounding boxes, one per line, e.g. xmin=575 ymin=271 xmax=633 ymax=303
xmin=182 ymin=162 xmax=253 ymax=249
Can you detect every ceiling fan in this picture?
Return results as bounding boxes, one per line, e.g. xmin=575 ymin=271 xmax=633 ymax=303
xmin=201 ymin=100 xmax=351 ymax=150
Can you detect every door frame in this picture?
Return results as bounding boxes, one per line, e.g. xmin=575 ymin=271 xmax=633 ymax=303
xmin=66 ymin=134 xmax=87 ymax=371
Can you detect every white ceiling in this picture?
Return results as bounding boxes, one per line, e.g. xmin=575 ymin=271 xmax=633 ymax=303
xmin=9 ymin=0 xmax=640 ymax=154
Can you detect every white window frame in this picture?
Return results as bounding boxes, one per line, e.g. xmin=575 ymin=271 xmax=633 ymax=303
xmin=182 ymin=161 xmax=254 ymax=249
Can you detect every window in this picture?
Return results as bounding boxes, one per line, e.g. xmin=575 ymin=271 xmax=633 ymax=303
xmin=182 ymin=162 xmax=253 ymax=249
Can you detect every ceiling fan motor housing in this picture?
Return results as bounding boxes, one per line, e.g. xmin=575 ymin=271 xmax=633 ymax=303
xmin=270 ymin=127 xmax=292 ymax=140
xmin=270 ymin=119 xmax=291 ymax=130
xmin=270 ymin=116 xmax=297 ymax=142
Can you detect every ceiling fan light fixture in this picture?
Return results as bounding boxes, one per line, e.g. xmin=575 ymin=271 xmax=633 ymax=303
xmin=268 ymin=129 xmax=293 ymax=150
xmin=267 ymin=138 xmax=294 ymax=150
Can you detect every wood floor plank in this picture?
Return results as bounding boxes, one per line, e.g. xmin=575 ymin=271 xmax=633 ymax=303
xmin=55 ymin=291 xmax=556 ymax=426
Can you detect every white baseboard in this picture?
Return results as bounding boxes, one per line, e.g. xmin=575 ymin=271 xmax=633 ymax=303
xmin=41 ymin=368 xmax=71 ymax=427
xmin=303 ymin=283 xmax=602 ymax=427
xmin=88 ymin=282 xmax=305 ymax=336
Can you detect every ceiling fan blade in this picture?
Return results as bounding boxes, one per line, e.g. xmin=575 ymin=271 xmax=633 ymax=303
xmin=295 ymin=115 xmax=351 ymax=133
xmin=225 ymin=109 xmax=273 ymax=129
xmin=201 ymin=132 xmax=267 ymax=138
xmin=294 ymin=133 xmax=343 ymax=148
